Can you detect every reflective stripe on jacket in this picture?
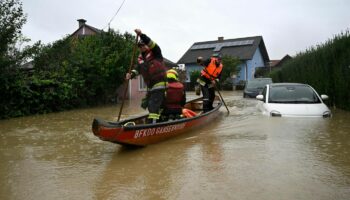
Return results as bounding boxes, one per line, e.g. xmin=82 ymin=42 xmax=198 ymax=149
xmin=149 ymin=81 xmax=167 ymax=91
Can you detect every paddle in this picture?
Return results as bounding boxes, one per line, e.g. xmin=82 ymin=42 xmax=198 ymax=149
xmin=117 ymin=35 xmax=139 ymax=122
xmin=214 ymin=80 xmax=230 ymax=114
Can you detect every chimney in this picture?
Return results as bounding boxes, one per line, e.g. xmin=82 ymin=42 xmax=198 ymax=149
xmin=77 ymin=19 xmax=87 ymax=27
xmin=218 ymin=36 xmax=224 ymax=41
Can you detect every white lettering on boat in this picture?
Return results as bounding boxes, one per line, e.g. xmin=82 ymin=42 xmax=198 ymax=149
xmin=134 ymin=123 xmax=186 ymax=139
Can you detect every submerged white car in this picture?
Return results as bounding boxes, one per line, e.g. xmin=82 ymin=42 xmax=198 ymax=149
xmin=256 ymin=83 xmax=331 ymax=117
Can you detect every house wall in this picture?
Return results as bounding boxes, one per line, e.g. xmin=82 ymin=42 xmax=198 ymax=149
xmin=250 ymin=48 xmax=265 ymax=78
xmin=116 ymin=77 xmax=145 ymax=101
xmin=236 ymin=48 xmax=265 ymax=83
xmin=183 ymin=49 xmax=266 ymax=85
xmin=184 ymin=64 xmax=202 ymax=83
xmin=236 ymin=62 xmax=247 ymax=83
xmin=129 ymin=77 xmax=146 ymax=100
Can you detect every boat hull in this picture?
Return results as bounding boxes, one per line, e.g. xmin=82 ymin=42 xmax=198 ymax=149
xmin=92 ymin=97 xmax=222 ymax=146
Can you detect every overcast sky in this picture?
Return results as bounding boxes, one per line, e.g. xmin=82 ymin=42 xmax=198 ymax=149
xmin=22 ymin=0 xmax=350 ymax=62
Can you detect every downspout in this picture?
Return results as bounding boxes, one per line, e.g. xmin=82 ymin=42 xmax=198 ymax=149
xmin=245 ymin=62 xmax=248 ymax=81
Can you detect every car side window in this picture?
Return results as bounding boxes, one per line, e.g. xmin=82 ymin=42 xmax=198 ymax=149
xmin=262 ymin=86 xmax=267 ymax=102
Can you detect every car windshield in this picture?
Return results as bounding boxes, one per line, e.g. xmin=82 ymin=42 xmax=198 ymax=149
xmin=268 ymin=85 xmax=321 ymax=103
xmin=246 ymin=79 xmax=272 ymax=89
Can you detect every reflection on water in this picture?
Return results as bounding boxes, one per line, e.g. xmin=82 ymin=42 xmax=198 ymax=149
xmin=0 ymin=92 xmax=350 ymax=200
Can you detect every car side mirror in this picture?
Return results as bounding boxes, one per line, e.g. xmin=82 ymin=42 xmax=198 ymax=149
xmin=256 ymin=94 xmax=264 ymax=101
xmin=321 ymin=94 xmax=329 ymax=100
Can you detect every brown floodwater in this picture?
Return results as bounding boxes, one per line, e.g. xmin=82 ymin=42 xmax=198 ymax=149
xmin=1 ymin=91 xmax=350 ymax=200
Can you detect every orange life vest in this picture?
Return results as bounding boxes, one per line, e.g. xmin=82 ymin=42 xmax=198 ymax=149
xmin=182 ymin=108 xmax=197 ymax=118
xmin=201 ymin=57 xmax=223 ymax=80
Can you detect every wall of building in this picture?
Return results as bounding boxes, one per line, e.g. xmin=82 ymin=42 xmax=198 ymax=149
xmin=129 ymin=77 xmax=146 ymax=100
xmin=184 ymin=64 xmax=202 ymax=83
xmin=184 ymin=48 xmax=266 ymax=85
xmin=236 ymin=62 xmax=247 ymax=83
xmin=249 ymin=48 xmax=265 ymax=78
xmin=235 ymin=48 xmax=265 ymax=84
xmin=116 ymin=77 xmax=145 ymax=101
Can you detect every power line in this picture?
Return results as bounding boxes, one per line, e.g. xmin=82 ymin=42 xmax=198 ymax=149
xmin=103 ymin=0 xmax=127 ymax=30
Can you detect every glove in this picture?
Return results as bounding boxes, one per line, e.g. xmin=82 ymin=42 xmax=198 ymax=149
xmin=141 ymin=97 xmax=148 ymax=109
xmin=197 ymin=78 xmax=206 ymax=86
xmin=134 ymin=29 xmax=142 ymax=35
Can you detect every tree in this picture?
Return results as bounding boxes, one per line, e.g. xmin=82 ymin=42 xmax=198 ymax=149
xmin=220 ymin=55 xmax=241 ymax=89
xmin=0 ymin=0 xmax=26 ymax=64
xmin=0 ymin=0 xmax=28 ymax=118
xmin=190 ymin=70 xmax=201 ymax=90
xmin=32 ymin=29 xmax=135 ymax=108
xmin=0 ymin=0 xmax=137 ymax=119
xmin=221 ymin=55 xmax=241 ymax=82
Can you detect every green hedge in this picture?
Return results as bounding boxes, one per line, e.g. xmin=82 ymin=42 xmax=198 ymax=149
xmin=1 ymin=30 xmax=135 ymax=119
xmin=269 ymin=31 xmax=350 ymax=110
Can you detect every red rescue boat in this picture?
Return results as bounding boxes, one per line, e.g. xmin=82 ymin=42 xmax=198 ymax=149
xmin=92 ymin=96 xmax=222 ymax=146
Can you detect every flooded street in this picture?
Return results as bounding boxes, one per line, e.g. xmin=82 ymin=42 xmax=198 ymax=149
xmin=1 ymin=91 xmax=350 ymax=200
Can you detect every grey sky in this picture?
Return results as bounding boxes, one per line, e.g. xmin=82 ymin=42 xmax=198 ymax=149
xmin=22 ymin=0 xmax=350 ymax=62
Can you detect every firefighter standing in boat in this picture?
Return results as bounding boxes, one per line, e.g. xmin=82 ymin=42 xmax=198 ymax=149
xmin=126 ymin=29 xmax=167 ymax=123
xmin=196 ymin=53 xmax=223 ymax=113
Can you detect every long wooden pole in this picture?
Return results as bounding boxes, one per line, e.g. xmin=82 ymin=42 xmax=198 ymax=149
xmin=117 ymin=35 xmax=139 ymax=122
xmin=214 ymin=81 xmax=230 ymax=114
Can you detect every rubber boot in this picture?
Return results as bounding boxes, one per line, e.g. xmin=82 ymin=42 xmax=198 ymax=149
xmin=203 ymin=100 xmax=211 ymax=113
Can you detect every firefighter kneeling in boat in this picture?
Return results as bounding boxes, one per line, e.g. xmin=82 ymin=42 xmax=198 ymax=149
xmin=161 ymin=69 xmax=186 ymax=121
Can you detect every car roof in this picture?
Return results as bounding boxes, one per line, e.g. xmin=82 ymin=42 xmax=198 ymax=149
xmin=250 ymin=78 xmax=272 ymax=80
xmin=247 ymin=78 xmax=272 ymax=82
xmin=269 ymin=83 xmax=309 ymax=87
